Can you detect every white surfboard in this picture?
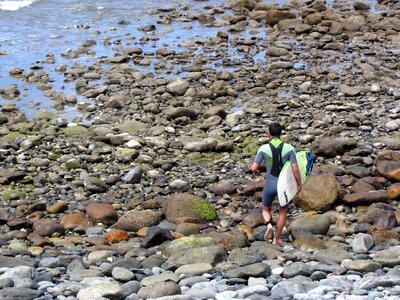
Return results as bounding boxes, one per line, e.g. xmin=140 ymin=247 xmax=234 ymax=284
xmin=277 ymin=150 xmax=313 ymax=207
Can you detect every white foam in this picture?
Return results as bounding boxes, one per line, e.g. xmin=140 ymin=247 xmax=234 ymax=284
xmin=0 ymin=0 xmax=36 ymax=11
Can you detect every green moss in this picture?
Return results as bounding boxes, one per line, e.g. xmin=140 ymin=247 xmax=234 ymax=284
xmin=0 ymin=132 xmax=25 ymax=145
xmin=239 ymin=136 xmax=260 ymax=157
xmin=48 ymin=153 xmax=60 ymax=161
xmin=186 ymin=152 xmax=224 ymax=165
xmin=184 ymin=198 xmax=217 ymax=222
xmin=62 ymin=126 xmax=91 ymax=138
xmin=2 ymin=188 xmax=25 ymax=204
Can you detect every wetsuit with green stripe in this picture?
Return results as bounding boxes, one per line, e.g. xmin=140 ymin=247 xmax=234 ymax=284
xmin=254 ymin=137 xmax=297 ymax=207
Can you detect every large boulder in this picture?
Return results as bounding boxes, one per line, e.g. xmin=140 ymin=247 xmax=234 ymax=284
xmin=311 ymin=137 xmax=357 ymax=158
xmin=162 ymin=236 xmax=227 ymax=266
xmin=265 ymin=10 xmax=296 ymax=26
xmin=203 ymin=230 xmax=248 ymax=251
xmin=294 ymin=174 xmax=339 ymax=212
xmin=374 ymin=150 xmax=400 ymax=181
xmin=86 ymin=202 xmax=118 ymax=225
xmin=114 ymin=210 xmax=162 ymax=232
xmin=164 ymin=193 xmax=217 ymax=224
xmin=358 ymin=203 xmax=398 ymax=229
xmin=289 ymin=213 xmax=331 ymax=239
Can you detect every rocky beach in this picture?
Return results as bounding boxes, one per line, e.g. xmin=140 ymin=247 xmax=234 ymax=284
xmin=0 ymin=0 xmax=400 ymax=299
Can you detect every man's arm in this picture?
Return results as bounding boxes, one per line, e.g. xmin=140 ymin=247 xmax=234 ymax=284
xmin=291 ymin=163 xmax=302 ymax=193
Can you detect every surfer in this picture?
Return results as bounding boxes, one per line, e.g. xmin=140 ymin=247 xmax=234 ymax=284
xmin=251 ymin=122 xmax=302 ymax=246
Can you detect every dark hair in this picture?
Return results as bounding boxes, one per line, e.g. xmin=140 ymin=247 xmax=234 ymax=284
xmin=269 ymin=122 xmax=282 ymax=136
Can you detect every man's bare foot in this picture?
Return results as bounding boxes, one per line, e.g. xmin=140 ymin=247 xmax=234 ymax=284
xmin=264 ymin=224 xmax=273 ymax=241
xmin=273 ymin=239 xmax=283 ymax=246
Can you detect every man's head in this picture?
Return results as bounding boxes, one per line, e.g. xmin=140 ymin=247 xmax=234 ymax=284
xmin=268 ymin=122 xmax=282 ymax=137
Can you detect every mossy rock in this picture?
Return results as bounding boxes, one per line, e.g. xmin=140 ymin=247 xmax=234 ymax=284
xmin=186 ymin=152 xmax=224 ymax=165
xmin=62 ymin=126 xmax=91 ymax=138
xmin=240 ymin=137 xmax=260 ymax=157
xmin=64 ymin=159 xmax=81 ymax=170
xmin=164 ymin=193 xmax=218 ymax=224
xmin=0 ymin=132 xmax=25 ymax=146
xmin=2 ymin=188 xmax=26 ymax=204
xmin=32 ymin=111 xmax=57 ymax=121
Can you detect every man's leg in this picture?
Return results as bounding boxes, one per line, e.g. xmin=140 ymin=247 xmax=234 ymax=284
xmin=273 ymin=206 xmax=288 ymax=246
xmin=262 ymin=205 xmax=273 ymax=240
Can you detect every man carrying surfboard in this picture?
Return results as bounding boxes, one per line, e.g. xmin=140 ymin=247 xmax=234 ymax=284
xmin=251 ymin=122 xmax=302 ymax=246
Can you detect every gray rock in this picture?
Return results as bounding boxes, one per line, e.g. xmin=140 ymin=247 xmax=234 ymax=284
xmin=121 ymin=281 xmax=141 ymax=298
xmin=352 ymin=233 xmax=374 ymax=254
xmin=141 ymin=271 xmax=179 ymax=286
xmin=270 ymin=277 xmax=318 ymax=299
xmin=0 ymin=266 xmax=35 ymax=280
xmin=224 ymin=263 xmax=271 ymax=279
xmin=341 ymin=259 xmax=382 ymax=273
xmin=283 ymin=262 xmax=312 ymax=278
xmin=166 ymin=78 xmax=189 ymax=96
xmin=354 ymin=275 xmax=400 ymax=290
xmin=0 ymin=287 xmax=42 ymax=300
xmin=76 ymin=282 xmax=123 ymax=300
xmin=137 ymin=281 xmax=181 ymax=299
xmin=111 ymin=267 xmax=135 ymax=282
xmin=289 ymin=214 xmax=331 ymax=239
xmin=141 ymin=226 xmax=174 ymax=248
xmin=122 ymin=167 xmax=143 ymax=184
xmin=69 ymin=269 xmax=103 ymax=281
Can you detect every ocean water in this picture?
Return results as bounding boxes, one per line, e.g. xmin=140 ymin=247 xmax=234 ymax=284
xmin=0 ymin=0 xmax=234 ymax=119
xmin=0 ymin=0 xmax=386 ymax=120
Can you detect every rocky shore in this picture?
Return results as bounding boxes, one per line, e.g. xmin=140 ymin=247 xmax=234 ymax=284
xmin=0 ymin=0 xmax=400 ymax=299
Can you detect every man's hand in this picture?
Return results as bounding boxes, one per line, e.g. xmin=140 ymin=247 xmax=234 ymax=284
xmin=297 ymin=183 xmax=302 ymax=194
xmin=251 ymin=162 xmax=261 ymax=177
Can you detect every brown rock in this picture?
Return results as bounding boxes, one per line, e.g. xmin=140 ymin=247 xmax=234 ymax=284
xmin=367 ymin=225 xmax=400 ymax=244
xmin=294 ymin=174 xmax=339 ymax=212
xmin=115 ymin=210 xmax=162 ymax=232
xmin=241 ymin=179 xmax=263 ymax=195
xmin=104 ymin=229 xmax=129 ymax=243
xmin=375 ymin=150 xmax=400 ymax=179
xmin=358 ymin=203 xmax=398 ymax=229
xmin=387 ymin=168 xmax=400 ymax=181
xmin=209 ymin=181 xmax=237 ymax=196
xmin=343 ymin=15 xmax=366 ymax=31
xmin=242 ymin=210 xmax=264 ymax=228
xmin=33 ymin=219 xmax=64 ymax=237
xmin=164 ymin=193 xmax=217 ymax=224
xmin=60 ymin=213 xmax=92 ymax=230
xmin=343 ymin=191 xmax=388 ymax=205
xmin=350 ymin=179 xmax=375 ymax=194
xmin=86 ymin=202 xmax=118 ymax=225
xmin=265 ymin=10 xmax=296 ymax=26
xmin=204 ymin=230 xmax=248 ymax=251
xmin=7 ymin=218 xmax=33 ymax=230
xmin=47 ymin=202 xmax=68 ymax=214
xmin=293 ymin=236 xmax=326 ymax=251
xmin=175 ymin=223 xmax=200 ymax=236
xmin=388 ymin=183 xmax=400 ymax=200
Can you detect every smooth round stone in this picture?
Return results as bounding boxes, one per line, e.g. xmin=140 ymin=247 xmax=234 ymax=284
xmin=87 ymin=250 xmax=112 ymax=261
xmin=248 ymin=277 xmax=267 ymax=286
xmin=111 ymin=267 xmax=135 ymax=282
xmin=271 ymin=266 xmax=284 ymax=276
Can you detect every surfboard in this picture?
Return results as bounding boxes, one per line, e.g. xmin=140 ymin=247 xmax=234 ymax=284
xmin=277 ymin=150 xmax=314 ymax=207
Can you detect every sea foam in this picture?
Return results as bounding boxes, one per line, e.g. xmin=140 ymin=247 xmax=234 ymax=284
xmin=0 ymin=0 xmax=36 ymax=11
